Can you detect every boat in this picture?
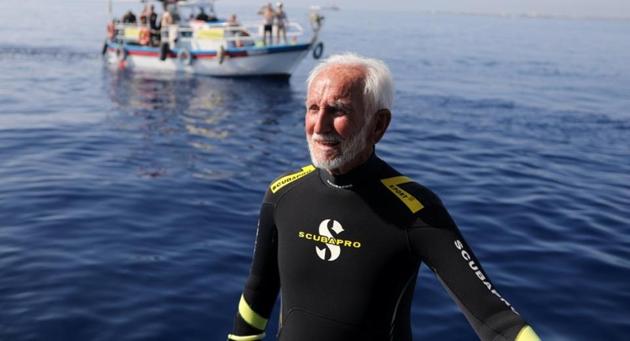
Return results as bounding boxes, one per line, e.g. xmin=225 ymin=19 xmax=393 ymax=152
xmin=102 ymin=0 xmax=325 ymax=78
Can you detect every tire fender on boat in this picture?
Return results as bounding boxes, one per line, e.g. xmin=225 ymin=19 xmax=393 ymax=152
xmin=312 ymin=42 xmax=324 ymax=59
xmin=139 ymin=27 xmax=151 ymax=46
xmin=178 ymin=48 xmax=193 ymax=66
xmin=159 ymin=42 xmax=170 ymax=61
xmin=217 ymin=45 xmax=226 ymax=65
xmin=115 ymin=47 xmax=128 ymax=62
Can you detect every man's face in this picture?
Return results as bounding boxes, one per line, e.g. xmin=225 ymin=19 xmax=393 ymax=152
xmin=305 ymin=65 xmax=373 ymax=174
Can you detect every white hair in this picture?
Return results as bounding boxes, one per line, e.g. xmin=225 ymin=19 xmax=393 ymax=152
xmin=306 ymin=53 xmax=394 ymax=118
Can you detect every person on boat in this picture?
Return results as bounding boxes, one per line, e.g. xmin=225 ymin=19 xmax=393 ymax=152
xmin=309 ymin=8 xmax=324 ymax=33
xmin=227 ymin=53 xmax=542 ymax=341
xmin=139 ymin=5 xmax=148 ymax=23
xmin=147 ymin=4 xmax=160 ymax=46
xmin=226 ymin=14 xmax=250 ymax=48
xmin=122 ymin=10 xmax=137 ymax=24
xmin=195 ymin=7 xmax=210 ymax=21
xmin=227 ymin=14 xmax=240 ymax=27
xmin=148 ymin=5 xmax=158 ymax=30
xmin=160 ymin=10 xmax=176 ymax=46
xmin=274 ymin=2 xmax=288 ymax=44
xmin=161 ymin=11 xmax=173 ymax=29
xmin=258 ymin=3 xmax=274 ymax=45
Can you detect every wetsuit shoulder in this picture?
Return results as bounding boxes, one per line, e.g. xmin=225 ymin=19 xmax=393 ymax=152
xmin=377 ymin=161 xmax=442 ymax=214
xmin=266 ymin=164 xmax=317 ymax=200
xmin=397 ymin=179 xmax=457 ymax=231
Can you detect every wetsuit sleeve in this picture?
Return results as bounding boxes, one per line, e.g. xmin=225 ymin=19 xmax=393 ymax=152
xmin=228 ymin=192 xmax=280 ymax=341
xmin=407 ymin=198 xmax=540 ymax=341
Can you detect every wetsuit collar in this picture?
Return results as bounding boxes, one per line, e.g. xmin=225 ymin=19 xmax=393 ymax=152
xmin=318 ymin=152 xmax=382 ymax=189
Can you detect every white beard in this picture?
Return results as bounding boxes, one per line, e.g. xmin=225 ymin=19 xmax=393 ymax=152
xmin=307 ymin=121 xmax=371 ymax=171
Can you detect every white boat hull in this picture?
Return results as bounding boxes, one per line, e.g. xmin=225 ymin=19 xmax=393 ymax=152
xmin=104 ymin=42 xmax=312 ymax=78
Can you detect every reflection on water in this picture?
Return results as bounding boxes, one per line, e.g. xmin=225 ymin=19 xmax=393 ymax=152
xmin=103 ymin=68 xmax=303 ymax=180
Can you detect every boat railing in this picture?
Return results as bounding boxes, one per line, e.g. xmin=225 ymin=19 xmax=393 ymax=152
xmin=111 ymin=21 xmax=307 ymax=48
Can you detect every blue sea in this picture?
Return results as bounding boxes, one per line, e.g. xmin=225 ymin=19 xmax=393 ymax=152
xmin=1 ymin=1 xmax=629 ymax=340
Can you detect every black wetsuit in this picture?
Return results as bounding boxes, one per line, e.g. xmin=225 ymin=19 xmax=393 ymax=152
xmin=228 ymin=154 xmax=538 ymax=341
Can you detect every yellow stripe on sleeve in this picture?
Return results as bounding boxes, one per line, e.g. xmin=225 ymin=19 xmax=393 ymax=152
xmin=238 ymin=295 xmax=268 ymax=331
xmin=227 ymin=332 xmax=266 ymax=341
xmin=515 ymin=325 xmax=541 ymax=341
xmin=381 ymin=176 xmax=424 ymax=213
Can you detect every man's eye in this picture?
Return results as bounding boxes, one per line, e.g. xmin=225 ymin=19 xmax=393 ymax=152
xmin=308 ymin=105 xmax=319 ymax=112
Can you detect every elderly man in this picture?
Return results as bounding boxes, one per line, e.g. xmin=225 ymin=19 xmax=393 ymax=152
xmin=227 ymin=54 xmax=540 ymax=341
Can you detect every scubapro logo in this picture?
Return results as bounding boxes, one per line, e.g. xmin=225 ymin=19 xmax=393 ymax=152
xmin=316 ymin=219 xmax=344 ymax=261
xmin=297 ymin=219 xmax=362 ymax=262
xmin=298 ymin=219 xmax=361 ymax=262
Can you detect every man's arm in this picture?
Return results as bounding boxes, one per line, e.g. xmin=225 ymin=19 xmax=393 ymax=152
xmin=407 ymin=198 xmax=540 ymax=341
xmin=228 ymin=196 xmax=280 ymax=341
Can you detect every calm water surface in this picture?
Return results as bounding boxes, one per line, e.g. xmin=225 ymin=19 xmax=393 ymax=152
xmin=1 ymin=1 xmax=629 ymax=340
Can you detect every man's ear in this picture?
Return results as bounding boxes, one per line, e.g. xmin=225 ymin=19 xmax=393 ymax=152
xmin=370 ymin=109 xmax=392 ymax=144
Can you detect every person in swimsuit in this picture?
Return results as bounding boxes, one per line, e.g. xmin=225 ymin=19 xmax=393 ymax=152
xmin=274 ymin=2 xmax=288 ymax=44
xmin=258 ymin=3 xmax=274 ymax=45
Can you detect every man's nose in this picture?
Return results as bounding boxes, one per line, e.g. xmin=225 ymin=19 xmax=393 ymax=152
xmin=313 ymin=109 xmax=333 ymax=134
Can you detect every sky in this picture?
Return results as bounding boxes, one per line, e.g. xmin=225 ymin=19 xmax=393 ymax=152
xmin=227 ymin=0 xmax=630 ymax=18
